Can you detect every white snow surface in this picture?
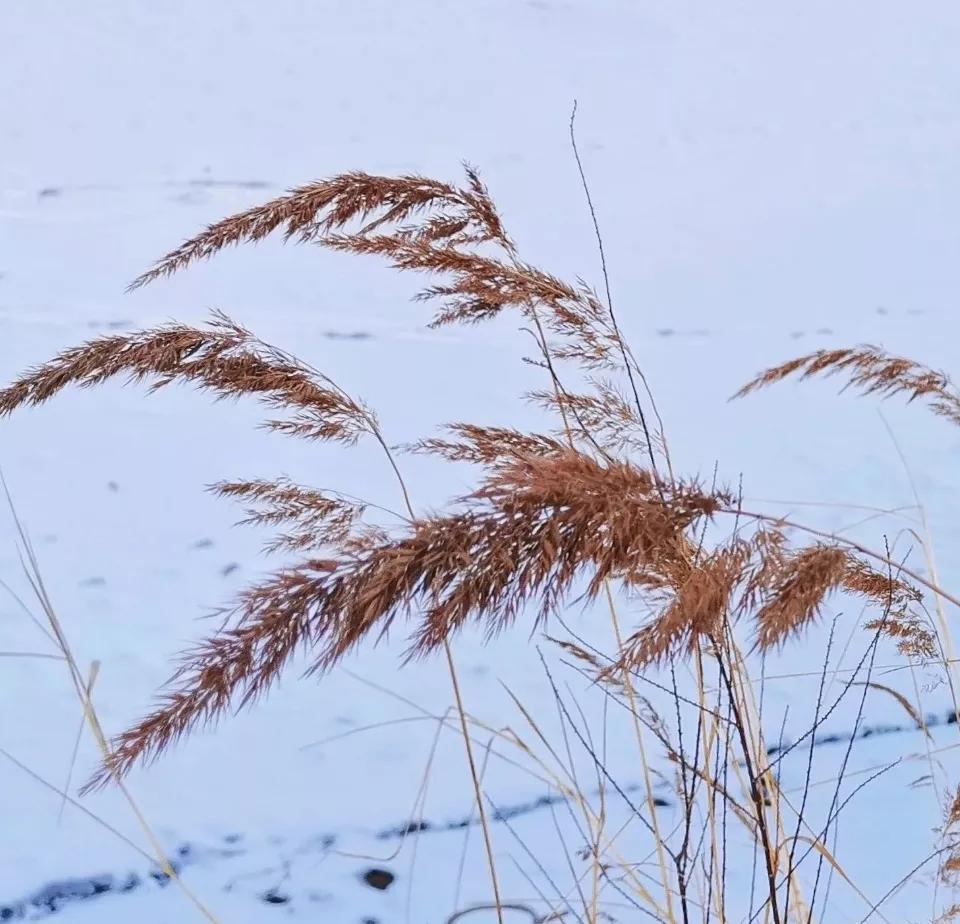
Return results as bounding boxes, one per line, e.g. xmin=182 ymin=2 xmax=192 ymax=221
xmin=2 ymin=2 xmax=960 ymax=921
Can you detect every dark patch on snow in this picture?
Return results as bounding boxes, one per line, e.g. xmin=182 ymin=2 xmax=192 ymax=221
xmin=87 ymin=319 xmax=133 ymax=330
xmin=261 ymin=889 xmax=290 ymax=904
xmin=181 ymin=179 xmax=272 ymax=190
xmin=322 ymin=330 xmax=373 ymax=340
xmin=378 ymin=819 xmax=432 ymax=838
xmin=0 ymin=870 xmax=147 ymax=919
xmin=376 ymin=784 xmax=672 ymax=842
xmin=654 ymin=327 xmax=710 ymax=339
xmin=0 ymin=848 xmax=198 ymax=919
xmin=361 ymin=868 xmax=395 ymax=892
xmin=765 ymin=707 xmax=960 ymax=757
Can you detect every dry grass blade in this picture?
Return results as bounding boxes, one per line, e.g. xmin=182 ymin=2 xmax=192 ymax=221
xmin=733 ymin=346 xmax=960 ymax=426
xmin=544 ymin=635 xmax=604 ymax=672
xmin=782 ymin=834 xmax=857 ymax=890
xmin=849 ymin=681 xmax=932 ymax=739
xmin=1 ymin=486 xmax=220 ymax=921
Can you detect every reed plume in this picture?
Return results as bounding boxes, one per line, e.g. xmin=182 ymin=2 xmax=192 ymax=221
xmin=734 ymin=345 xmax=960 ymax=427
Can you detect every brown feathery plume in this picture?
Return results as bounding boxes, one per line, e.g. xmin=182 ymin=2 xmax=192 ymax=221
xmin=732 ymin=345 xmax=960 ymax=427
xmin=941 ymin=786 xmax=960 ymax=887
xmin=211 ymin=478 xmax=366 ymax=554
xmin=128 ymin=167 xmax=510 ymax=290
xmin=84 ymin=557 xmax=339 ymax=790
xmin=750 ymin=543 xmax=924 ymax=650
xmin=739 ymin=525 xmax=789 ymax=612
xmin=0 ymin=310 xmax=374 ymax=444
xmin=842 ymin=557 xmax=923 ymax=614
xmin=842 ymin=558 xmax=937 ymax=658
xmin=402 ymin=423 xmax=568 ymax=466
xmin=752 ymin=544 xmax=852 ymax=649
xmin=841 ymin=555 xmax=916 ymax=598
xmin=536 ymin=278 xmax=625 ymax=371
xmin=130 ymin=166 xmax=626 ymax=375
xmin=325 ymin=232 xmax=613 ymax=340
xmin=613 ymin=539 xmax=752 ymax=671
xmin=864 ymin=610 xmax=938 ymax=662
xmin=528 ymin=376 xmax=656 ymax=456
xmin=83 ymin=449 xmax=728 ymax=787
xmin=371 ymin=450 xmax=726 ymax=656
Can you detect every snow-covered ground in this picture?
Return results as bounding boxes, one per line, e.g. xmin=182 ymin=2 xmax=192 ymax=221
xmin=2 ymin=2 xmax=960 ymax=921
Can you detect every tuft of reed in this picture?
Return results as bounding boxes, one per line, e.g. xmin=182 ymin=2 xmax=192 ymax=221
xmin=4 ymin=161 xmax=960 ymax=923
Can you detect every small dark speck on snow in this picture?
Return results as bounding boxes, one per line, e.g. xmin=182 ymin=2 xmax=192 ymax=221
xmin=362 ymin=868 xmax=395 ymax=891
